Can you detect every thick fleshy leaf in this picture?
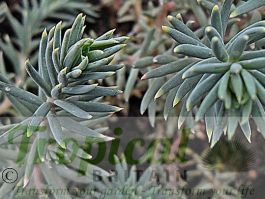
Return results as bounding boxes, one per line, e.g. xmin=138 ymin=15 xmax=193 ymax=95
xmin=186 ymin=74 xmax=222 ymax=110
xmin=162 ymin=26 xmax=206 ymax=47
xmin=142 ymin=59 xmax=195 ymax=79
xmin=26 ymin=60 xmax=51 ymax=96
xmin=141 ymin=78 xmax=164 ymax=114
xmin=24 ymin=139 xmax=38 ymax=187
xmin=47 ymin=112 xmax=66 ymax=149
xmin=27 ymin=102 xmax=50 ymax=137
xmin=62 ymin=84 xmax=97 ymax=95
xmin=230 ymin=0 xmax=265 ymax=17
xmin=59 ymin=117 xmax=113 ymax=142
xmin=211 ymin=5 xmax=223 ymax=38
xmin=0 ymin=81 xmax=42 ymax=106
xmin=54 ymin=100 xmax=92 ymax=119
xmin=167 ymin=15 xmax=200 ymax=41
xmin=155 ymin=64 xmax=193 ymax=99
xmin=174 ymin=44 xmax=212 ymax=59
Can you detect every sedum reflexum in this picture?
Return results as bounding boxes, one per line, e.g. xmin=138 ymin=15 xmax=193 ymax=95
xmin=141 ymin=0 xmax=265 ymax=146
xmin=0 ymin=13 xmax=127 ymax=197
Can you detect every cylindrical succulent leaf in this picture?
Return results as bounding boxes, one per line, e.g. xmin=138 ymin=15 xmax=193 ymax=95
xmin=141 ymin=2 xmax=265 ymax=145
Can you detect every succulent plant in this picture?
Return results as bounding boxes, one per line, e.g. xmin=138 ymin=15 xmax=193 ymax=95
xmin=0 ymin=0 xmax=99 ymax=114
xmin=0 ymin=13 xmax=127 ymax=197
xmin=0 ymin=0 xmax=98 ymax=68
xmin=230 ymin=0 xmax=265 ymax=17
xmin=91 ymin=156 xmax=166 ymax=199
xmin=140 ymin=0 xmax=265 ymax=146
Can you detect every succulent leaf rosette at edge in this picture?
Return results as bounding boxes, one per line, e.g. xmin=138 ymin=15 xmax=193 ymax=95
xmin=141 ymin=1 xmax=265 ymax=146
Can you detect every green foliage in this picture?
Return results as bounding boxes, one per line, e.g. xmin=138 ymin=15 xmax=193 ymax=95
xmin=0 ymin=13 xmax=127 ymax=197
xmin=141 ymin=0 xmax=265 ymax=146
xmin=0 ymin=0 xmax=98 ymax=85
xmin=91 ymin=156 xmax=165 ymax=199
xmin=230 ymin=0 xmax=265 ymax=17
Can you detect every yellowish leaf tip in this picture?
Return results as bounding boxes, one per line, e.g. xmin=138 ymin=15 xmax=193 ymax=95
xmin=210 ymin=140 xmax=217 ymax=148
xmin=212 ymin=36 xmax=219 ymax=42
xmin=162 ymin=26 xmax=170 ymax=33
xmin=115 ymin=107 xmax=124 ymax=112
xmin=230 ymin=11 xmax=237 ymax=18
xmin=60 ymin=142 xmax=66 ymax=149
xmin=173 ymin=98 xmax=180 ymax=107
xmin=178 ymin=121 xmax=183 ymax=129
xmin=167 ymin=15 xmax=174 ymax=21
xmin=107 ymin=72 xmax=116 ymax=77
xmin=120 ymin=44 xmax=127 ymax=48
xmin=117 ymin=90 xmax=123 ymax=94
xmin=176 ymin=13 xmax=182 ymax=20
xmin=113 ymin=40 xmax=120 ymax=44
xmin=42 ymin=29 xmax=48 ymax=37
xmin=206 ymin=129 xmax=213 ymax=140
xmin=213 ymin=5 xmax=219 ymax=12
xmin=111 ymin=28 xmax=116 ymax=32
xmin=85 ymin=154 xmax=92 ymax=159
xmin=56 ymin=21 xmax=62 ymax=28
xmin=155 ymin=89 xmax=164 ymax=99
xmin=173 ymin=47 xmax=180 ymax=53
xmin=61 ymin=67 xmax=67 ymax=74
xmin=246 ymin=135 xmax=251 ymax=143
xmin=27 ymin=130 xmax=33 ymax=138
xmin=77 ymin=13 xmax=83 ymax=18
xmin=205 ymin=26 xmax=212 ymax=33
xmin=182 ymin=73 xmax=187 ymax=79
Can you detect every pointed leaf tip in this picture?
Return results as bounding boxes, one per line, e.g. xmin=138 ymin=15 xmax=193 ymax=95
xmin=173 ymin=98 xmax=180 ymax=107
xmin=60 ymin=141 xmax=66 ymax=149
xmin=213 ymin=5 xmax=219 ymax=12
xmin=173 ymin=47 xmax=180 ymax=53
xmin=155 ymin=89 xmax=164 ymax=99
xmin=186 ymin=103 xmax=192 ymax=111
xmin=23 ymin=177 xmax=29 ymax=188
xmin=167 ymin=15 xmax=173 ymax=21
xmin=141 ymin=74 xmax=148 ymax=80
xmin=42 ymin=29 xmax=48 ymax=37
xmin=230 ymin=11 xmax=237 ymax=18
xmin=162 ymin=26 xmax=170 ymax=32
